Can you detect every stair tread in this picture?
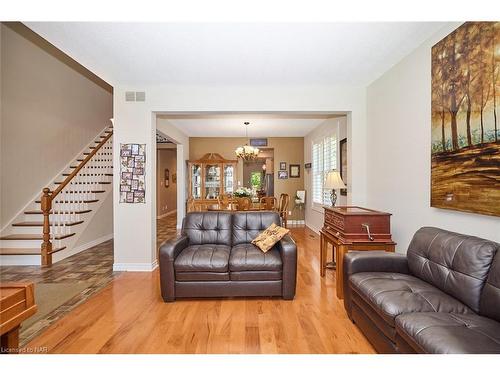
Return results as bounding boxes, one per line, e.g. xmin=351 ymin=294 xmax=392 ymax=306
xmin=0 ymin=248 xmax=42 ymax=255
xmin=55 ymin=181 xmax=111 ymax=185
xmin=53 ymin=190 xmax=106 ymax=193
xmin=24 ymin=209 xmax=92 ymax=215
xmin=62 ymin=173 xmax=113 ymax=176
xmin=13 ymin=221 xmax=84 ymax=227
xmin=36 ymin=199 xmax=99 ymax=204
xmin=0 ymin=233 xmax=75 ymax=240
xmin=0 ymin=247 xmax=67 ymax=255
xmin=70 ymin=166 xmax=112 ymax=168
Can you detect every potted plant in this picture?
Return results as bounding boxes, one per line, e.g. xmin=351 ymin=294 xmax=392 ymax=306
xmin=234 ymin=187 xmax=252 ymax=198
xmin=233 ymin=187 xmax=253 ymax=210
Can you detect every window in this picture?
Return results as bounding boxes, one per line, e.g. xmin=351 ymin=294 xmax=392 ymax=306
xmin=250 ymin=171 xmax=262 ymax=189
xmin=312 ymin=135 xmax=337 ymax=206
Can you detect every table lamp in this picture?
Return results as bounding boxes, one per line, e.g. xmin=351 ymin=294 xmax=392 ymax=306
xmin=324 ymin=170 xmax=346 ymax=206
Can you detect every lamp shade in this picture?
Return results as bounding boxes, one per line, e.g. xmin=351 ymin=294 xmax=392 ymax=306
xmin=324 ymin=170 xmax=346 ymax=189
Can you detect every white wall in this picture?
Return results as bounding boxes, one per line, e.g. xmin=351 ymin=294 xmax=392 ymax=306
xmin=74 ymin=193 xmax=113 ymax=247
xmin=304 ymin=116 xmax=348 ymax=233
xmin=113 ymin=84 xmax=367 ymax=271
xmin=366 ymin=22 xmax=500 ymax=253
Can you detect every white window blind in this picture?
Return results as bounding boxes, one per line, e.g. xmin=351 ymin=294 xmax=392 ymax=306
xmin=312 ymin=135 xmax=337 ymax=206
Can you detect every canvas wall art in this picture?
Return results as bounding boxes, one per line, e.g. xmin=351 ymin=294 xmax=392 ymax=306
xmin=120 ymin=143 xmax=146 ymax=203
xmin=431 ymin=22 xmax=500 ymax=217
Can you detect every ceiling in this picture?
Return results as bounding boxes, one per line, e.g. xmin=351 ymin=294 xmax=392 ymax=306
xmin=25 ymin=22 xmax=446 ymax=87
xmin=158 ymin=113 xmax=341 ymax=137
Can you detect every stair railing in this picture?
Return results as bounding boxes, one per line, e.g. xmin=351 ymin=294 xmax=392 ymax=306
xmin=40 ymin=129 xmax=113 ymax=266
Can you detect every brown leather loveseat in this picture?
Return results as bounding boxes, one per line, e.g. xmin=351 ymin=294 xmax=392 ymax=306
xmin=343 ymin=226 xmax=500 ymax=354
xmin=159 ymin=211 xmax=297 ymax=302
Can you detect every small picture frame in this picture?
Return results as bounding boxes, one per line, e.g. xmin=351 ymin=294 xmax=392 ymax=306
xmin=278 ymin=170 xmax=288 ymax=179
xmin=250 ymin=138 xmax=268 ymax=147
xmin=289 ymin=164 xmax=300 ymax=178
xmin=165 ymin=168 xmax=170 ymax=188
xmin=279 ymin=162 xmax=287 ymax=170
xmin=304 ymin=162 xmax=312 ymax=169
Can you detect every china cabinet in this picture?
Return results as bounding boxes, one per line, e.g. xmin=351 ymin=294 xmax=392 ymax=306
xmin=187 ymin=153 xmax=238 ymax=210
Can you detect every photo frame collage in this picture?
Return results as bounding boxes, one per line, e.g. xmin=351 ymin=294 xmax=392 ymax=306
xmin=120 ymin=143 xmax=146 ymax=203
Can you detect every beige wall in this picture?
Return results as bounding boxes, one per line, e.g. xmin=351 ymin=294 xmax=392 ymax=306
xmin=156 ymin=148 xmax=177 ymax=217
xmin=0 ymin=23 xmax=113 ymax=228
xmin=366 ymin=22 xmax=500 ymax=252
xmin=189 ymin=137 xmax=304 ymax=220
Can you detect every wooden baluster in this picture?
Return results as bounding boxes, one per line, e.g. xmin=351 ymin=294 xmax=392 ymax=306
xmin=41 ymin=188 xmax=53 ymax=266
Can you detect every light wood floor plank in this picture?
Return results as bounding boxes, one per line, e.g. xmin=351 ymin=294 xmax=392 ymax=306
xmin=25 ymin=226 xmax=375 ymax=354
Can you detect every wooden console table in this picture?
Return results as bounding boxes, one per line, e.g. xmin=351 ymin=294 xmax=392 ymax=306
xmin=0 ymin=282 xmax=37 ymax=354
xmin=320 ymin=206 xmax=396 ymax=299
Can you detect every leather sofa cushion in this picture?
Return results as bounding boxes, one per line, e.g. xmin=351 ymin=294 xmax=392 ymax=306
xmin=175 ymin=272 xmax=230 ymax=281
xmin=182 ymin=212 xmax=232 ymax=246
xmin=396 ymin=312 xmax=500 ymax=354
xmin=232 ymin=211 xmax=281 ymax=245
xmin=174 ymin=244 xmax=230 ymax=273
xmin=229 ymin=243 xmax=282 ymax=272
xmin=230 ymin=271 xmax=282 ymax=281
xmin=407 ymin=227 xmax=499 ymax=313
xmin=350 ymin=272 xmax=472 ymax=327
xmin=480 ymin=254 xmax=500 ymax=321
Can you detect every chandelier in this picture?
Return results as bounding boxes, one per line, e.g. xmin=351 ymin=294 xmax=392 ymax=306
xmin=235 ymin=122 xmax=259 ymax=161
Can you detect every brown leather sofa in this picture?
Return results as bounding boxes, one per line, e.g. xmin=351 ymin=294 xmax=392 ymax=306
xmin=343 ymin=226 xmax=500 ymax=354
xmin=159 ymin=211 xmax=297 ymax=302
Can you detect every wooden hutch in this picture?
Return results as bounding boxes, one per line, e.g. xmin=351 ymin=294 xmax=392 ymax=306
xmin=187 ymin=153 xmax=238 ymax=210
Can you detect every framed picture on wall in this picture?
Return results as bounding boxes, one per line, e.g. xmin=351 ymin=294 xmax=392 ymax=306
xmin=279 ymin=162 xmax=287 ymax=170
xmin=278 ymin=170 xmax=288 ymax=179
xmin=165 ymin=168 xmax=170 ymax=188
xmin=289 ymin=164 xmax=300 ymax=178
xmin=340 ymin=138 xmax=347 ymax=196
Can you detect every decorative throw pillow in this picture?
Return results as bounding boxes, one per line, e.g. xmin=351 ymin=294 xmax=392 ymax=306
xmin=251 ymin=223 xmax=290 ymax=253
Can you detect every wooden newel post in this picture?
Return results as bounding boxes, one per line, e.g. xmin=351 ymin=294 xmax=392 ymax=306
xmin=41 ymin=188 xmax=53 ymax=266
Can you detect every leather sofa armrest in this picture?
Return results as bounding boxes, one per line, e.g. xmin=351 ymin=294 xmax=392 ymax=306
xmin=343 ymin=251 xmax=409 ymax=318
xmin=159 ymin=235 xmax=189 ymax=302
xmin=276 ymin=234 xmax=298 ymax=300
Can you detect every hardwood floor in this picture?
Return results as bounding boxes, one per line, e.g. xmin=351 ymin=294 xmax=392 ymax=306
xmin=25 ymin=227 xmax=375 ymax=354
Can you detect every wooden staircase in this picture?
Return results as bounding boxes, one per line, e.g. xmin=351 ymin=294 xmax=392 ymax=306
xmin=0 ymin=124 xmax=113 ymax=266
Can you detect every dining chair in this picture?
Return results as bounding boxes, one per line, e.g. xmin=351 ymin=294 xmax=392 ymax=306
xmin=217 ymin=194 xmax=231 ymax=209
xmin=187 ymin=198 xmax=195 ymax=212
xmin=259 ymin=196 xmax=277 ymax=211
xmin=277 ymin=193 xmax=290 ymax=228
xmin=236 ymin=197 xmax=252 ymax=211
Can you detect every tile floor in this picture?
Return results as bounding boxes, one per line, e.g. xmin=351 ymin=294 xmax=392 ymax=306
xmin=0 ymin=215 xmax=178 ymax=346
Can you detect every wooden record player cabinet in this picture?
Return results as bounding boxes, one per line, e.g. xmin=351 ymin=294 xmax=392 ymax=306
xmin=320 ymin=206 xmax=396 ymax=299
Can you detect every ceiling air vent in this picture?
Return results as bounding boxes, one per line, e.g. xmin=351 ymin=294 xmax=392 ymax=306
xmin=125 ymin=91 xmax=136 ymax=101
xmin=135 ymin=91 xmax=146 ymax=102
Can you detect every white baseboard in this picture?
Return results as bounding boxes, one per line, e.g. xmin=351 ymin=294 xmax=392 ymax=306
xmin=157 ymin=210 xmax=177 ymax=219
xmin=113 ymin=260 xmax=158 ymax=272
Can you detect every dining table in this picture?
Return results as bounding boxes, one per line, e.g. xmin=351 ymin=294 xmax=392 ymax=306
xmin=206 ymin=203 xmax=262 ymax=211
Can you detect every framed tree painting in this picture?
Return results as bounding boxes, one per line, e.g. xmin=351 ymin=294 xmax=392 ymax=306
xmin=431 ymin=22 xmax=500 ymax=217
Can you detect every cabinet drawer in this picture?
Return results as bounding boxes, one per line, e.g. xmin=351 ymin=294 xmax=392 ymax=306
xmin=325 ymin=210 xmax=344 ymax=231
